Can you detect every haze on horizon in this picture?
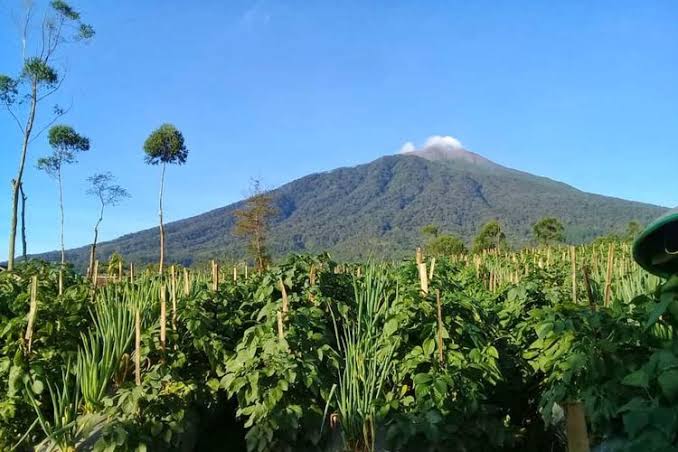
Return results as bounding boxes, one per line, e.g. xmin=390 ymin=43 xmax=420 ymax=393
xmin=1 ymin=0 xmax=677 ymax=259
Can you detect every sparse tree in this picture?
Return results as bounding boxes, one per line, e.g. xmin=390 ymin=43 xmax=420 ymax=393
xmin=1 ymin=1 xmax=94 ymax=271
xmin=472 ymin=220 xmax=507 ymax=253
xmin=532 ymin=217 xmax=565 ymax=245
xmin=86 ymin=172 xmax=129 ymax=275
xmin=233 ymin=180 xmax=276 ymax=272
xmin=143 ymin=124 xmax=189 ymax=274
xmin=37 ymin=125 xmax=90 ymax=264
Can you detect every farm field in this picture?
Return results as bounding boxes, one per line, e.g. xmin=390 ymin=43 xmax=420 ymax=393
xmin=1 ymin=242 xmax=675 ymax=451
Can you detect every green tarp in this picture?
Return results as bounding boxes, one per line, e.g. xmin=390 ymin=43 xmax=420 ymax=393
xmin=633 ymin=208 xmax=678 ymax=277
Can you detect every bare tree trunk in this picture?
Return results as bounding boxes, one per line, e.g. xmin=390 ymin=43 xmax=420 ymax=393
xmin=7 ymin=82 xmax=37 ymax=271
xmin=88 ymin=201 xmax=104 ymax=278
xmin=20 ymin=183 xmax=27 ymax=261
xmin=158 ymin=163 xmax=166 ymax=275
xmin=57 ymin=167 xmax=65 ymax=265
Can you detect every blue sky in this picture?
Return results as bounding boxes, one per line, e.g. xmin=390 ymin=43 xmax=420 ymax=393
xmin=1 ymin=0 xmax=677 ymax=259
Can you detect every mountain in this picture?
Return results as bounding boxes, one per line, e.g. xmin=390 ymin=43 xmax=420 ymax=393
xmin=35 ymin=145 xmax=666 ymax=267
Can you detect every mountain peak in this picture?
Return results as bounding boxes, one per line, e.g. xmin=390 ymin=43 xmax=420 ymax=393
xmin=397 ymin=135 xmax=496 ymax=167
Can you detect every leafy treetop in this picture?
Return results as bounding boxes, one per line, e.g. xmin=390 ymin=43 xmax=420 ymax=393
xmin=472 ymin=220 xmax=507 ymax=253
xmin=37 ymin=125 xmax=90 ymax=176
xmin=143 ymin=124 xmax=189 ymax=166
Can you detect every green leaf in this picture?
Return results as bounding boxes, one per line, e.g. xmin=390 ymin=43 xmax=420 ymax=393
xmin=645 ymin=297 xmax=673 ymax=329
xmin=423 ymin=338 xmax=435 ymax=356
xmin=658 ymin=369 xmax=678 ymax=401
xmin=622 ymin=368 xmax=650 ymax=389
xmin=31 ymin=379 xmax=44 ymax=395
xmin=384 ymin=318 xmax=398 ymax=337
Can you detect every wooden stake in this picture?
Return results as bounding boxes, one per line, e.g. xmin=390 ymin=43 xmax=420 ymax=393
xmin=183 ymin=268 xmax=190 ymax=296
xmin=25 ymin=276 xmax=38 ymax=353
xmin=566 ymin=402 xmax=591 ymax=452
xmin=135 ymin=309 xmax=141 ymax=386
xmin=233 ymin=265 xmax=237 ymax=282
xmin=436 ymin=289 xmax=444 ymax=364
xmin=244 ymin=263 xmax=248 ymax=280
xmin=418 ymin=263 xmax=428 ymax=295
xmin=211 ymin=260 xmax=219 ymax=291
xmin=416 ymin=247 xmax=423 ymax=265
xmin=160 ymin=286 xmax=166 ymax=351
xmin=118 ymin=260 xmax=123 ymax=283
xmin=129 ymin=262 xmax=135 ymax=284
xmin=58 ymin=268 xmax=63 ymax=296
xmin=428 ymin=257 xmax=436 ymax=282
xmin=170 ymin=268 xmax=177 ymax=331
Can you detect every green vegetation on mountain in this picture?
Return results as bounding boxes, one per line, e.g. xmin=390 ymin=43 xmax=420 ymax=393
xmin=36 ymin=152 xmax=665 ymax=268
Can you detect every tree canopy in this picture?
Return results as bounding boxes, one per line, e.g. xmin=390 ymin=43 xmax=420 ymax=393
xmin=143 ymin=124 xmax=189 ymax=166
xmin=37 ymin=125 xmax=90 ymax=177
xmin=532 ymin=217 xmax=565 ymax=245
xmin=472 ymin=220 xmax=507 ymax=253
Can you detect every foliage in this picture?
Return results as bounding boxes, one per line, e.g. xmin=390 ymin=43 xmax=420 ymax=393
xmin=473 ymin=220 xmax=507 ymax=253
xmin=1 ymin=243 xmax=676 ymax=451
xmin=143 ymin=124 xmax=189 ymax=166
xmin=233 ymin=180 xmax=276 ymax=272
xmin=532 ymin=217 xmax=565 ymax=245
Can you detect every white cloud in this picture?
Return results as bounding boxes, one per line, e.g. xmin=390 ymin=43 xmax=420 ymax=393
xmin=398 ymin=141 xmax=416 ymax=154
xmin=424 ymin=135 xmax=463 ymax=150
xmin=396 ymin=135 xmax=464 ymax=154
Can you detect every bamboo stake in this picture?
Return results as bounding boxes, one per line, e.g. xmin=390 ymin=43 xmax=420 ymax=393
xmin=244 ymin=263 xmax=248 ymax=280
xmin=171 ymin=269 xmax=177 ymax=331
xmin=436 ymin=289 xmax=444 ymax=364
xmin=428 ymin=257 xmax=436 ymax=282
xmin=416 ymin=247 xmax=423 ymax=265
xmin=570 ymin=247 xmax=577 ymax=305
xmin=118 ymin=260 xmax=123 ymax=283
xmin=160 ymin=285 xmax=166 ymax=352
xmin=212 ymin=260 xmax=219 ymax=292
xmin=604 ymin=244 xmax=615 ymax=307
xmin=129 ymin=262 xmax=135 ymax=284
xmin=233 ymin=265 xmax=237 ymax=282
xmin=135 ymin=309 xmax=141 ymax=385
xmin=418 ymin=263 xmax=428 ymax=295
xmin=58 ymin=268 xmax=63 ymax=296
xmin=183 ymin=268 xmax=190 ymax=296
xmin=25 ymin=276 xmax=38 ymax=353
xmin=566 ymin=402 xmax=591 ymax=452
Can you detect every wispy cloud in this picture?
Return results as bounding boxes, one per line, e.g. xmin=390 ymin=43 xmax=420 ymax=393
xmin=240 ymin=0 xmax=271 ymax=27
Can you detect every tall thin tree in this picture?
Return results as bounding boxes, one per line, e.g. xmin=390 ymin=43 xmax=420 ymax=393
xmin=233 ymin=179 xmax=276 ymax=272
xmin=0 ymin=1 xmax=94 ymax=270
xmin=86 ymin=172 xmax=129 ymax=275
xmin=37 ymin=125 xmax=90 ymax=264
xmin=143 ymin=124 xmax=189 ymax=274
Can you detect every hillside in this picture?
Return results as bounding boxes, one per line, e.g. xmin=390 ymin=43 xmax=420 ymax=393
xmin=36 ymin=148 xmax=666 ymax=267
